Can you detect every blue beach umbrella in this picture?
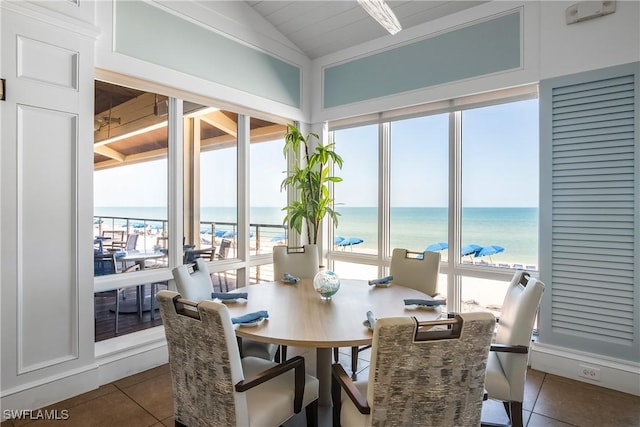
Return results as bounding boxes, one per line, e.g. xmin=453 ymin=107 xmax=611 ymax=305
xmin=426 ymin=242 xmax=448 ymax=252
xmin=334 ymin=236 xmax=345 ymax=245
xmin=475 ymin=245 xmax=505 ymax=263
xmin=461 ymin=244 xmax=482 ymax=257
xmin=337 ymin=237 xmax=364 ymax=248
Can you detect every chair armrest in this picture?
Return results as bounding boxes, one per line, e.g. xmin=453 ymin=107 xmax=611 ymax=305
xmin=490 ymin=343 xmax=529 ymax=354
xmin=331 ymin=363 xmax=370 ymax=415
xmin=235 ymin=355 xmax=305 ymax=413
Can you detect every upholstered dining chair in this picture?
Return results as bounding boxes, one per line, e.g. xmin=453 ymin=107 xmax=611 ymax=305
xmin=273 ymin=244 xmax=319 ymax=362
xmin=273 ymin=244 xmax=320 ymax=281
xmin=171 ymin=258 xmax=278 ymax=361
xmin=331 ymin=312 xmax=496 ymax=427
xmin=484 ymin=270 xmax=545 ymax=427
xmin=157 ymin=290 xmax=319 ymax=427
xmin=339 ymin=247 xmax=443 ymax=375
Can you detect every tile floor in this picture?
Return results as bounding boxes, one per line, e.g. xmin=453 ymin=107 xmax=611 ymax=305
xmin=2 ymin=346 xmax=638 ymax=427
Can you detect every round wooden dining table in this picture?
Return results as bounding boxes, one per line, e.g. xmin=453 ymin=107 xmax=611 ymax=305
xmin=225 ymin=278 xmax=443 ymax=405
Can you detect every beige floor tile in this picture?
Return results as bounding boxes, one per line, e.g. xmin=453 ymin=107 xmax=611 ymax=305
xmin=160 ymin=415 xmax=174 ymax=427
xmin=112 ymin=364 xmax=170 ymax=390
xmin=19 ymin=390 xmax=157 ymax=427
xmin=524 ymin=370 xmax=544 ymax=411
xmin=1 ymin=420 xmax=15 ymax=427
xmin=120 ymin=372 xmax=174 ymax=421
xmin=527 ymin=412 xmax=577 ymax=426
xmin=534 ymin=376 xmax=640 ymax=427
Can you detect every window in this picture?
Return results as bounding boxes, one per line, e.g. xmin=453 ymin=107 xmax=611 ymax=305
xmin=329 ymin=89 xmax=539 ymax=316
xmin=333 ymin=125 xmax=379 ymax=254
xmin=390 ymin=114 xmax=449 ymax=257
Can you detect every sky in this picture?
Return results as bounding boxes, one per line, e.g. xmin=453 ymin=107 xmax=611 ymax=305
xmin=94 ymin=98 xmax=538 ymax=208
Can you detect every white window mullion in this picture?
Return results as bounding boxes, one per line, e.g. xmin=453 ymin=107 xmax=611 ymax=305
xmin=379 ymin=122 xmax=391 ymax=275
xmin=448 ymin=111 xmax=462 ymax=313
xmin=167 ymin=97 xmax=184 ymax=272
xmin=237 ymin=114 xmax=250 ymax=286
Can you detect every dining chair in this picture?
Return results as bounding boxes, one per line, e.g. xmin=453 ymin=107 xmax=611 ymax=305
xmin=273 ymin=244 xmax=319 ymax=362
xmin=93 ymin=253 xmax=139 ymax=334
xmin=157 ymin=290 xmax=319 ymax=427
xmin=216 ymin=238 xmax=232 ymax=291
xmin=339 ymin=247 xmax=443 ymax=375
xmin=171 ymin=258 xmax=279 ymax=361
xmin=331 ymin=312 xmax=495 ymax=427
xmin=273 ymin=244 xmax=320 ymax=281
xmin=484 ymin=270 xmax=545 ymax=427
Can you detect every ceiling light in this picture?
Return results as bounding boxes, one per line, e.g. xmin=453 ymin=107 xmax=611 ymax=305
xmin=357 ymin=0 xmax=402 ymax=35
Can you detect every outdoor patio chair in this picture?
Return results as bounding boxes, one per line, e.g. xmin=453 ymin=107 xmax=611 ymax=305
xmin=273 ymin=245 xmax=319 ymax=362
xmin=331 ymin=312 xmax=495 ymax=427
xmin=171 ymin=258 xmax=278 ymax=361
xmin=157 ymin=290 xmax=319 ymax=427
xmin=216 ymin=238 xmax=232 ymax=291
xmin=338 ymin=247 xmax=442 ymax=375
xmin=93 ymin=254 xmax=139 ymax=334
xmin=484 ymin=270 xmax=545 ymax=427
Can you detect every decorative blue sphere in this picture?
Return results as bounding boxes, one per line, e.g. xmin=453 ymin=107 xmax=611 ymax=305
xmin=313 ymin=270 xmax=341 ymax=299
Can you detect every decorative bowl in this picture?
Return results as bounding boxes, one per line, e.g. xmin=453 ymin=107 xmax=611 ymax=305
xmin=313 ymin=270 xmax=341 ymax=299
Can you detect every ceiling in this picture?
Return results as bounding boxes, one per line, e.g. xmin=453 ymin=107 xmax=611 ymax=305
xmin=245 ymin=1 xmax=487 ymax=59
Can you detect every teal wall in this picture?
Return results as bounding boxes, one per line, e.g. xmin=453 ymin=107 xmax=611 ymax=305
xmin=323 ymin=11 xmax=521 ymax=109
xmin=114 ymin=1 xmax=301 ymax=108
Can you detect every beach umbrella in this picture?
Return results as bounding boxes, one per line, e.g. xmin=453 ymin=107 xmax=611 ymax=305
xmin=334 ymin=236 xmax=345 ymax=245
xmin=426 ymin=242 xmax=448 ymax=252
xmin=461 ymin=244 xmax=482 ymax=257
xmin=474 ymin=245 xmax=505 ymax=263
xmin=337 ymin=237 xmax=364 ymax=250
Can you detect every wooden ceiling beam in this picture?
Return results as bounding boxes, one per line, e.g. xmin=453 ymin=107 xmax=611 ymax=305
xmin=94 ymin=145 xmax=126 ymax=162
xmin=200 ymin=110 xmax=238 ymax=137
xmin=94 ymin=92 xmax=167 ymax=144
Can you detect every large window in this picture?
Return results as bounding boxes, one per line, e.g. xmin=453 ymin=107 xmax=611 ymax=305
xmin=333 ymin=125 xmax=379 ymax=254
xmin=329 ymin=90 xmax=539 ymax=316
xmin=93 ymin=80 xmax=289 ymax=341
xmin=390 ymin=114 xmax=449 ymax=258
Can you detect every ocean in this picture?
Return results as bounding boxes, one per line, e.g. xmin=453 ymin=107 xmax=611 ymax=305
xmin=94 ymin=206 xmax=538 ymax=267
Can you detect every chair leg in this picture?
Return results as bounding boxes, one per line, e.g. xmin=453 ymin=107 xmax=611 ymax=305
xmin=333 ymin=347 xmax=339 ymax=363
xmin=331 ymin=371 xmax=342 ymax=427
xmin=351 ymin=346 xmax=359 ymax=375
xmin=509 ymin=401 xmax=523 ymax=427
xmin=503 ymin=401 xmax=511 ymax=419
xmin=305 ymin=399 xmax=318 ymax=427
xmin=115 ymin=291 xmax=120 ymax=335
xmin=281 ymin=345 xmax=288 ymax=362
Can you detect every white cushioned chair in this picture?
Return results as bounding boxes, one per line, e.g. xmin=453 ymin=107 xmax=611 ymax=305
xmin=273 ymin=245 xmax=319 ymax=362
xmin=332 ymin=312 xmax=496 ymax=427
xmin=339 ymin=247 xmax=442 ymax=375
xmin=389 ymin=248 xmax=441 ymax=296
xmin=484 ymin=270 xmax=545 ymax=427
xmin=172 ymin=258 xmax=278 ymax=361
xmin=157 ymin=290 xmax=319 ymax=427
xmin=273 ymin=244 xmax=319 ymax=282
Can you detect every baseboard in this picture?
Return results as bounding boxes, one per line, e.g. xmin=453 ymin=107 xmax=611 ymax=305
xmin=530 ymin=342 xmax=640 ymax=396
xmin=1 ymin=328 xmax=168 ymax=416
xmin=1 ymin=365 xmax=100 ymax=414
xmin=95 ymin=327 xmax=168 ymax=384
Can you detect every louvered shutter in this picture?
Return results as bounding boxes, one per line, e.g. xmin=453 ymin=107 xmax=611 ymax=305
xmin=539 ymin=62 xmax=639 ymax=361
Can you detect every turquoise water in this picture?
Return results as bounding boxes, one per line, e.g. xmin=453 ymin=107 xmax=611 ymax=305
xmin=94 ymin=206 xmax=538 ymax=266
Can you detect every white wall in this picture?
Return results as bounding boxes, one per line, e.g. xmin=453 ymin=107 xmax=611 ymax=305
xmin=311 ymin=0 xmax=640 ymax=123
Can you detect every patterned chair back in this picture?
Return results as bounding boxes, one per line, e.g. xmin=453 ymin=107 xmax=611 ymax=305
xmin=366 ymin=312 xmax=495 ymax=426
xmin=157 ymin=290 xmax=249 ymax=426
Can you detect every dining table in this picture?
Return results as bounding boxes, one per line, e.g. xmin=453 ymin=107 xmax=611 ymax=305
xmin=223 ymin=278 xmax=443 ymax=406
xmin=117 ymin=251 xmax=167 ymax=316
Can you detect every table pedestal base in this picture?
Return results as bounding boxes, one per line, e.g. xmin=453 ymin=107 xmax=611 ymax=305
xmin=317 ymin=347 xmax=332 ymax=406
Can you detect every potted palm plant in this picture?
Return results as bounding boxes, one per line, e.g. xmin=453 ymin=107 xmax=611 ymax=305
xmin=281 ymin=124 xmax=343 ymax=245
